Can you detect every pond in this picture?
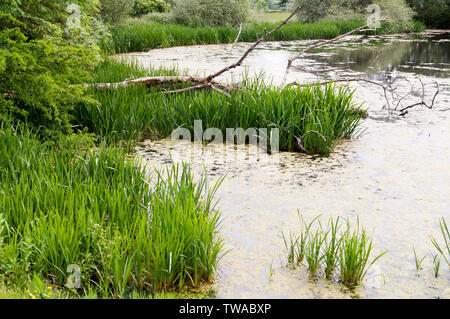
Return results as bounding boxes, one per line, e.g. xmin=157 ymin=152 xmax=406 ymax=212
xmin=117 ymin=32 xmax=450 ymax=298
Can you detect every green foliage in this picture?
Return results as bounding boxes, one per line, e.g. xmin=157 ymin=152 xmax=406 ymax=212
xmin=0 ymin=117 xmax=224 ymax=297
xmin=172 ymin=0 xmax=250 ymax=27
xmin=250 ymin=0 xmax=271 ymax=11
xmin=289 ymin=0 xmax=414 ymax=27
xmin=131 ymin=0 xmax=170 ymax=17
xmin=100 ymin=0 xmax=134 ymax=25
xmin=277 ymin=0 xmax=290 ymax=9
xmin=0 ymin=0 xmax=106 ymax=138
xmin=406 ymin=0 xmax=450 ymax=28
xmin=431 ymin=217 xmax=449 ymax=268
xmin=102 ymin=20 xmax=367 ymax=53
xmin=283 ymin=214 xmax=387 ymax=287
xmin=289 ymin=0 xmax=334 ymax=22
xmin=75 ymin=60 xmax=364 ymax=155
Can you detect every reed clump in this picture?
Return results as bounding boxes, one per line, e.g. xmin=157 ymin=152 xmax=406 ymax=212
xmin=282 ymin=213 xmax=387 ymax=288
xmin=101 ymin=19 xmax=426 ymax=54
xmin=0 ymin=118 xmax=224 ymax=297
xmin=75 ymin=59 xmax=365 ymax=155
xmin=430 ymin=217 xmax=449 ymax=277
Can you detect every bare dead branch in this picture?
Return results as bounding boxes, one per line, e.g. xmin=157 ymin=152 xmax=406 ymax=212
xmin=398 ymin=81 xmax=440 ymax=115
xmin=233 ymin=23 xmax=243 ymax=47
xmin=162 ymin=83 xmax=211 ymax=95
xmin=282 ymin=16 xmax=389 ymax=84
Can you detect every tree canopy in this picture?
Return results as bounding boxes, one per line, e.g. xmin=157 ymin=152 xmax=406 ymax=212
xmin=0 ymin=0 xmax=105 ymax=137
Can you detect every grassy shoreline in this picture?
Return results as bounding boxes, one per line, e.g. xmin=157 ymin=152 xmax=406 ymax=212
xmin=0 ymin=118 xmax=224 ymax=298
xmin=101 ymin=20 xmax=426 ymax=54
xmin=0 ymin=54 xmax=365 ymax=298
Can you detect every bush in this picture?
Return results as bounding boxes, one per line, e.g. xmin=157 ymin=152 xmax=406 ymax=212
xmin=100 ymin=0 xmax=134 ymax=25
xmin=131 ymin=0 xmax=170 ymax=17
xmin=406 ymin=0 xmax=450 ymax=29
xmin=172 ymin=0 xmax=250 ymax=27
xmin=289 ymin=0 xmax=334 ymax=23
xmin=141 ymin=12 xmax=174 ymax=24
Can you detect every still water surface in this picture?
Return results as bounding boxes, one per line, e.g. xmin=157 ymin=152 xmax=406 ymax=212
xmin=119 ymin=32 xmax=450 ymax=298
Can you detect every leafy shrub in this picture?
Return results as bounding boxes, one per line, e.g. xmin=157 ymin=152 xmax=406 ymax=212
xmin=250 ymin=0 xmax=270 ymax=11
xmin=172 ymin=0 xmax=250 ymax=26
xmin=141 ymin=12 xmax=174 ymax=24
xmin=100 ymin=0 xmax=134 ymax=25
xmin=131 ymin=0 xmax=170 ymax=17
xmin=0 ymin=0 xmax=106 ymax=138
xmin=289 ymin=0 xmax=334 ymax=22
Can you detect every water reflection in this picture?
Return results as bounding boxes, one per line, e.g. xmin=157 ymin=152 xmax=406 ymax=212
xmin=312 ymin=32 xmax=450 ymax=79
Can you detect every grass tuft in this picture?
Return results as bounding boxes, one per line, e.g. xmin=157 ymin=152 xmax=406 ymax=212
xmin=282 ymin=214 xmax=387 ymax=287
xmin=0 ymin=118 xmax=224 ymax=297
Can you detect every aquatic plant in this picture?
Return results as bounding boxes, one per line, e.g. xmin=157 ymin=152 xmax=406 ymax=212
xmin=305 ymin=227 xmax=326 ymax=277
xmin=282 ymin=214 xmax=387 ymax=287
xmin=0 ymin=118 xmax=224 ymax=297
xmin=324 ymin=217 xmax=341 ymax=279
xmin=412 ymin=246 xmax=426 ymax=272
xmin=431 ymin=217 xmax=449 ymax=268
xmin=433 ymin=255 xmax=441 ymax=278
xmin=283 ymin=213 xmax=321 ymax=266
xmin=100 ymin=17 xmax=425 ymax=54
xmin=411 ymin=217 xmax=449 ymax=277
xmin=338 ymin=219 xmax=387 ymax=287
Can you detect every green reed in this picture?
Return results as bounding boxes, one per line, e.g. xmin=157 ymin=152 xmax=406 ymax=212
xmin=413 ymin=246 xmax=426 ymax=272
xmin=339 ymin=219 xmax=387 ymax=287
xmin=282 ymin=214 xmax=386 ymax=287
xmin=76 ymin=60 xmax=364 ymax=155
xmin=101 ymin=20 xmax=366 ymax=54
xmin=0 ymin=118 xmax=224 ymax=297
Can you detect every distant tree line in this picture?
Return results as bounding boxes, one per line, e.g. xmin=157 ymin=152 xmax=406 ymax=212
xmin=405 ymin=0 xmax=450 ymax=28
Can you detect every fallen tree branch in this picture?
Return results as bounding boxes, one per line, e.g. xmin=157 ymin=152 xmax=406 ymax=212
xmin=84 ymin=7 xmax=301 ymax=96
xmin=202 ymin=5 xmax=302 ymax=84
xmin=78 ymin=75 xmax=238 ymax=93
xmin=288 ymin=76 xmax=440 ymax=115
xmin=282 ymin=16 xmax=389 ymax=85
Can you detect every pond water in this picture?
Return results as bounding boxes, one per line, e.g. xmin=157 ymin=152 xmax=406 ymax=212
xmin=117 ymin=32 xmax=450 ymax=298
